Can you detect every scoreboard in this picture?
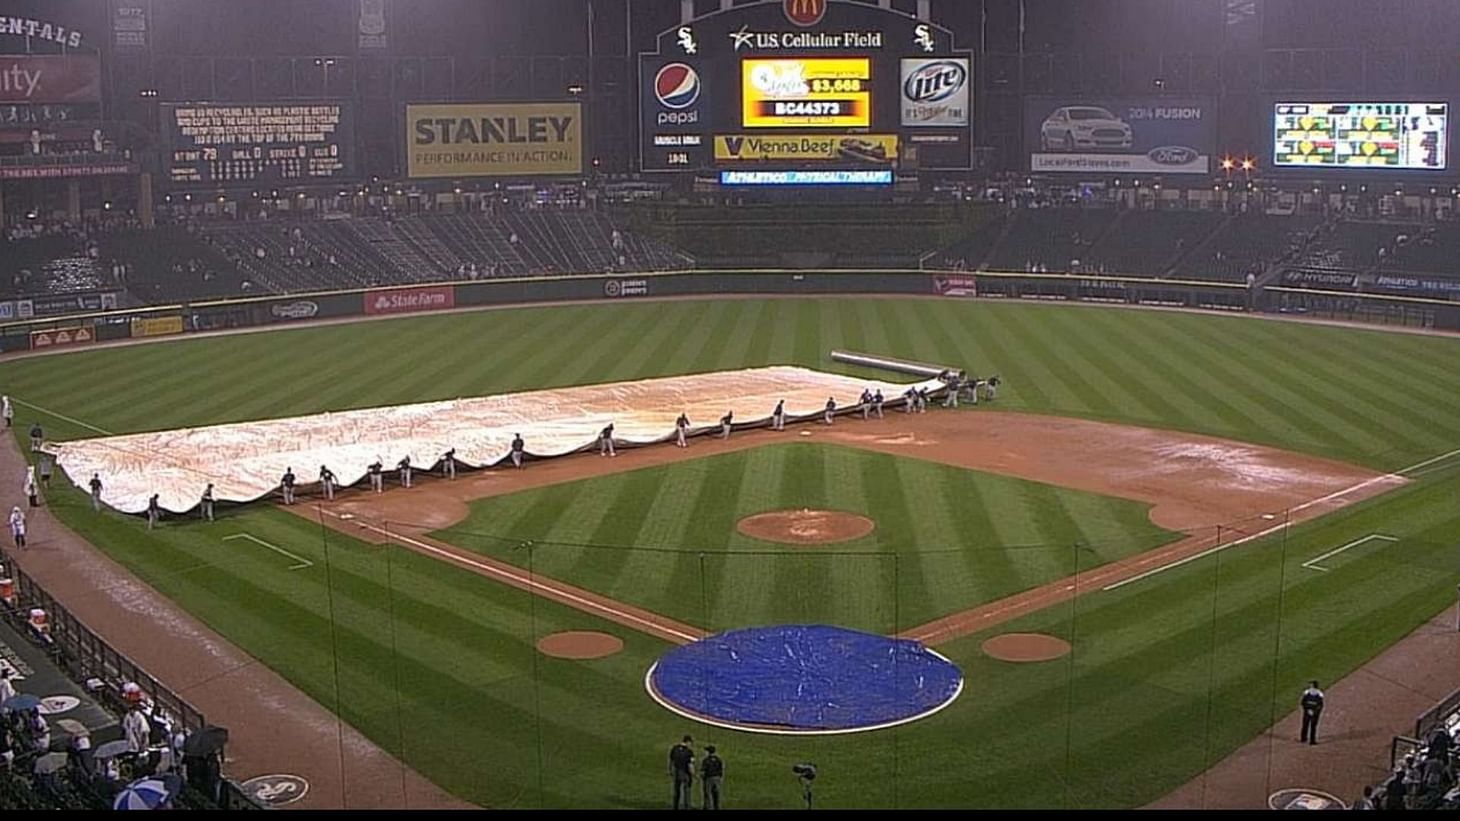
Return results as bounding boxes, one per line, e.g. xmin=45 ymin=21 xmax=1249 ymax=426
xmin=1273 ymin=102 xmax=1448 ymax=170
xmin=638 ymin=0 xmax=972 ymax=173
xmin=162 ymin=103 xmax=355 ymax=185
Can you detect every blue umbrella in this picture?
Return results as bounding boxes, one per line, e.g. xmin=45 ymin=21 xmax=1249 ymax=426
xmin=1 ymin=693 xmax=40 ymax=712
xmin=112 ymin=778 xmax=172 ymax=810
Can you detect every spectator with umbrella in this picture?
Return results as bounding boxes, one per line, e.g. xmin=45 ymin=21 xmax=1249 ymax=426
xmin=112 ymin=774 xmax=181 ymax=810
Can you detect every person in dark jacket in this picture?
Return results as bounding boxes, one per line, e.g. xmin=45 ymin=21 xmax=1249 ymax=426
xmin=668 ymin=734 xmax=694 ymax=809
xmin=1299 ymin=681 xmax=1325 ymax=745
xmin=701 ymin=745 xmax=724 ymax=810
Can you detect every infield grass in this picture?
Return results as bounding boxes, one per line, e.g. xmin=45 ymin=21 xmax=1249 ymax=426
xmin=2 ymin=298 xmax=1459 ymax=808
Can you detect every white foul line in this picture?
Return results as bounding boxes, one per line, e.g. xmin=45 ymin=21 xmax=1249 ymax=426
xmin=318 ymin=509 xmax=700 ymax=644
xmin=1101 ymin=445 xmax=1458 ymax=593
xmin=13 ymin=399 xmax=114 ymax=436
xmin=1301 ymin=534 xmax=1397 ymax=572
xmin=224 ymin=533 xmax=314 ymax=570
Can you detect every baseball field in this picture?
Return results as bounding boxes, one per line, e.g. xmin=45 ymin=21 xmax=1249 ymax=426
xmin=3 ymin=296 xmax=1460 ymax=808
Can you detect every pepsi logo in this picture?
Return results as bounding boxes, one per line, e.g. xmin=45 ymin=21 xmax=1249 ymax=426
xmin=654 ymin=63 xmax=700 ymax=110
xmin=903 ymin=60 xmax=967 ymax=103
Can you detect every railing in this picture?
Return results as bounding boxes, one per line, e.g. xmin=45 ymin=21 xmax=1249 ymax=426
xmin=1415 ymin=684 xmax=1460 ymax=740
xmin=0 ymin=547 xmax=267 ymax=810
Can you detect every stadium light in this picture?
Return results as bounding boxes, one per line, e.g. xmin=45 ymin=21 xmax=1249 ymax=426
xmin=1239 ymin=158 xmax=1254 ymax=171
xmin=102 ymin=201 xmax=112 ymax=210
xmin=566 ymin=83 xmax=584 ymax=96
xmin=1220 ymin=157 xmax=1234 ymax=171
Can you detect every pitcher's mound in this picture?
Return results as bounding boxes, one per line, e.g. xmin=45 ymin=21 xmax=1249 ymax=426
xmin=536 ymin=631 xmax=624 ymax=660
xmin=982 ymin=633 xmax=1071 ymax=663
xmin=737 ymin=509 xmax=875 ymax=545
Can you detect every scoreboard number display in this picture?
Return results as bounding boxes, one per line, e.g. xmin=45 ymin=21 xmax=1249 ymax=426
xmin=1273 ymin=102 xmax=1447 ymax=170
xmin=163 ymin=103 xmax=354 ymax=185
xmin=742 ymin=59 xmax=871 ymax=128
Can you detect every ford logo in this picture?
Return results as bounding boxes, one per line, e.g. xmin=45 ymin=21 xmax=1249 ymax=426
xmin=1148 ymin=145 xmax=1199 ymax=165
xmin=903 ymin=60 xmax=967 ymax=103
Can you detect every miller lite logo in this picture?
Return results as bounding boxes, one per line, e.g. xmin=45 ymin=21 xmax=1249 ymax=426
xmin=783 ymin=0 xmax=826 ymax=27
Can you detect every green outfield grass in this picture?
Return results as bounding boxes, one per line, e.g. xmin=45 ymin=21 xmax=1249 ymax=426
xmin=433 ymin=443 xmax=1179 ymax=631
xmin=1 ymin=298 xmax=1458 ymax=808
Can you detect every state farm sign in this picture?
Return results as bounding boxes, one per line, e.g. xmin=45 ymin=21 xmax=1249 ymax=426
xmin=363 ymin=286 xmax=455 ymax=316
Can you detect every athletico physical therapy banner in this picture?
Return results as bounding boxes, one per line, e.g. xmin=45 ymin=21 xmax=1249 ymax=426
xmin=0 ymin=56 xmax=101 ymax=104
xmin=364 ymin=285 xmax=455 ymax=315
xmin=129 ymin=316 xmax=184 ymax=338
xmin=1025 ymin=97 xmax=1215 ymax=174
xmin=714 ymin=134 xmax=897 ymax=162
xmin=405 ymin=102 xmax=582 ymax=178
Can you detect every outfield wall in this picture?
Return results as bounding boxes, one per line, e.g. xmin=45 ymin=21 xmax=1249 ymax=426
xmin=0 ymin=269 xmax=1456 ymax=353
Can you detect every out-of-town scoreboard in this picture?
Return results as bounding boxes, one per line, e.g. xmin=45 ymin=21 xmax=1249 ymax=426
xmin=1273 ymin=102 xmax=1448 ymax=170
xmin=162 ymin=103 xmax=355 ymax=185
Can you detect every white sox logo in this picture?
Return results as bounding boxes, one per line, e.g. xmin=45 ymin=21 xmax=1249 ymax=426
xmin=242 ymin=774 xmax=310 ymax=806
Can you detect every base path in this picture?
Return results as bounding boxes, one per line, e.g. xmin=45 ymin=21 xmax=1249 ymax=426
xmin=1151 ymin=607 xmax=1460 ymax=809
xmin=0 ymin=435 xmax=470 ymax=810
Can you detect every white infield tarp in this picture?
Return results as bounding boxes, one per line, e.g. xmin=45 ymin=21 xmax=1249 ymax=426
xmin=48 ymin=366 xmax=945 ymax=514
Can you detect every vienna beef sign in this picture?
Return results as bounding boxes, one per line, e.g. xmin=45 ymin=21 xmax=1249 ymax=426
xmin=406 ymin=103 xmax=582 ymax=178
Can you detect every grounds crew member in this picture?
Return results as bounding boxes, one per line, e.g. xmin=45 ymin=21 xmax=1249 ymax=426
xmin=8 ymin=506 xmax=25 ymax=549
xmin=398 ymin=455 xmax=413 ymax=488
xmin=368 ymin=459 xmax=384 ymax=493
xmin=23 ymin=467 xmax=36 ymax=508
xmin=985 ymin=375 xmax=1001 ymax=401
xmin=280 ymin=467 xmax=297 ymax=505
xmin=823 ymin=397 xmax=836 ymax=425
xmin=511 ymin=434 xmax=526 ymax=468
xmin=200 ymin=483 xmax=215 ymax=522
xmin=859 ymin=388 xmax=873 ymax=420
xmin=1299 ymin=681 xmax=1325 ymax=745
xmin=1 ymin=395 xmax=10 ymax=428
xmin=442 ymin=448 xmax=457 ymax=480
xmin=701 ymin=744 xmax=724 ymax=810
xmin=675 ymin=414 xmax=690 ymax=448
xmin=719 ymin=411 xmax=733 ymax=440
xmin=146 ymin=493 xmax=160 ymax=531
xmin=38 ymin=454 xmax=51 ymax=489
xmin=771 ymin=400 xmax=786 ymax=431
xmin=668 ymin=734 xmax=695 ymax=809
xmin=319 ymin=465 xmax=337 ymax=500
xmin=902 ymin=387 xmax=917 ymax=413
xmin=28 ymin=422 xmax=41 ymax=452
xmin=872 ymin=389 xmax=885 ymax=419
xmin=88 ymin=473 xmax=103 ymax=511
xmin=599 ymin=424 xmax=617 ymax=457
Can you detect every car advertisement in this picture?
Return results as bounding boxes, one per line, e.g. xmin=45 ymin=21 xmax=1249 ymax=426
xmin=1025 ymin=97 xmax=1214 ymax=174
xmin=714 ymin=134 xmax=897 ymax=163
xmin=741 ymin=58 xmax=871 ymax=128
xmin=900 ymin=58 xmax=968 ymax=127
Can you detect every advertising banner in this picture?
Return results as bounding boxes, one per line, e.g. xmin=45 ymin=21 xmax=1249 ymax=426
xmin=405 ymin=103 xmax=582 ymax=178
xmin=603 ymin=279 xmax=649 ymax=298
xmin=112 ymin=2 xmax=149 ymax=50
xmin=30 ymin=326 xmax=94 ymax=350
xmin=129 ymin=316 xmax=185 ymax=338
xmin=933 ymin=274 xmax=977 ymax=297
xmin=713 ymin=134 xmax=897 ymax=163
xmin=18 ymin=292 xmax=116 ymax=318
xmin=1026 ymin=97 xmax=1214 ymax=174
xmin=900 ymin=58 xmax=969 ymax=127
xmin=363 ymin=286 xmax=455 ymax=316
xmin=0 ymin=56 xmax=102 ymax=105
xmin=742 ymin=58 xmax=871 ymax=128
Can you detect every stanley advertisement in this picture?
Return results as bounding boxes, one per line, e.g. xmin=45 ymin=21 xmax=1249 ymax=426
xmin=406 ymin=103 xmax=582 ymax=178
xmin=714 ymin=134 xmax=897 ymax=163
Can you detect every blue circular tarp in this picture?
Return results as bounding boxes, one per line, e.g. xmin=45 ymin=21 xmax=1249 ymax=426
xmin=647 ymin=624 xmax=963 ymax=734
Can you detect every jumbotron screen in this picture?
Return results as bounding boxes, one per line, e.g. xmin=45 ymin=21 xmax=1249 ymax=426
xmin=162 ymin=103 xmax=355 ymax=185
xmin=1273 ymin=102 xmax=1448 ymax=170
xmin=741 ymin=58 xmax=871 ymax=128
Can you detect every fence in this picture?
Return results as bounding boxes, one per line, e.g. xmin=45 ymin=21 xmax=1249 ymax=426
xmin=0 ymin=546 xmax=267 ymax=810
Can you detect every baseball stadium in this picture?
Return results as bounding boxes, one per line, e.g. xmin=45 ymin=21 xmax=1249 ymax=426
xmin=0 ymin=0 xmax=1457 ymax=812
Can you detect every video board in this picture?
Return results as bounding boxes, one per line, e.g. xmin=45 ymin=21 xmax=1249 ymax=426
xmin=1273 ymin=103 xmax=1447 ymax=170
xmin=162 ymin=103 xmax=353 ymax=185
xmin=741 ymin=58 xmax=871 ymax=128
xmin=638 ymin=0 xmax=971 ymax=172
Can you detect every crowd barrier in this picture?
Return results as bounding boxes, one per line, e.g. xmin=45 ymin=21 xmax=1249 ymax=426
xmin=0 ymin=268 xmax=1457 ymax=353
